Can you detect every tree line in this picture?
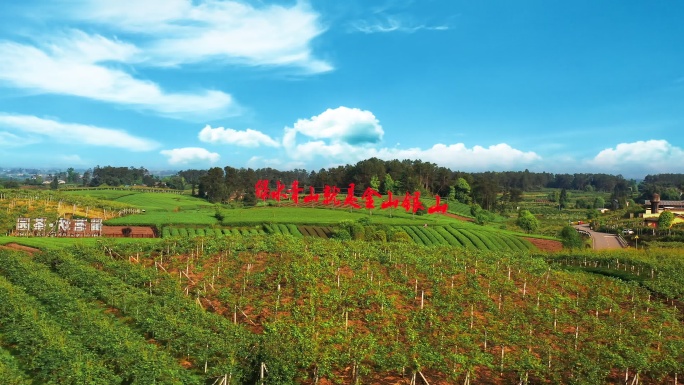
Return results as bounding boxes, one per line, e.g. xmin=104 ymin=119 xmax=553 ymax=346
xmin=182 ymin=158 xmax=647 ymax=210
xmin=3 ymin=159 xmax=681 ymax=210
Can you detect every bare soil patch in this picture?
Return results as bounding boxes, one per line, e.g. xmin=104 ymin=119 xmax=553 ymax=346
xmin=443 ymin=212 xmax=475 ymax=222
xmin=102 ymin=226 xmax=156 ymax=238
xmin=524 ymin=237 xmax=563 ymax=252
xmin=0 ymin=243 xmax=41 ymax=254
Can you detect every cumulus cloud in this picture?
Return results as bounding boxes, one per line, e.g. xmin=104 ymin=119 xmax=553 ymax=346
xmin=68 ymin=0 xmax=332 ymax=73
xmin=283 ymin=107 xmax=383 ymax=159
xmin=199 ymin=125 xmax=280 ymax=147
xmin=160 ymin=147 xmax=220 ymax=165
xmin=0 ymin=34 xmax=237 ymax=119
xmin=588 ymin=140 xmax=684 ymax=174
xmin=0 ymin=113 xmax=159 ymax=151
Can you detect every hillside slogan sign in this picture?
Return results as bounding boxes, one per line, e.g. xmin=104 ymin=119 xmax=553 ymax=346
xmin=255 ymin=180 xmax=448 ymax=214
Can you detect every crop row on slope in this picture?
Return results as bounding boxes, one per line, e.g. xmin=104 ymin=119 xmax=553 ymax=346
xmin=0 ymin=250 xmax=200 ymax=384
xmin=27 ymin=248 xmax=256 ymax=383
xmin=162 ymin=226 xmax=267 ymax=238
xmin=544 ymin=248 xmax=684 ymax=301
xmin=0 ymin=275 xmax=122 ymax=384
xmin=264 ymin=223 xmax=303 ymax=237
xmin=298 ymin=225 xmax=334 ymax=238
xmin=397 ymin=225 xmax=534 ymax=252
xmin=22 ymin=236 xmax=677 ymax=384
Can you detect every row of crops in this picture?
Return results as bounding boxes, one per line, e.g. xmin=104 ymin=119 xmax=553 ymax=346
xmin=162 ymin=224 xmax=306 ymax=238
xmin=298 ymin=225 xmax=334 ymax=238
xmin=264 ymin=223 xmax=303 ymax=237
xmin=401 ymin=224 xmax=535 ymax=252
xmin=1 ymin=236 xmax=682 ymax=384
xmin=162 ymin=226 xmax=267 ymax=238
xmin=161 ymin=223 xmax=534 ymax=253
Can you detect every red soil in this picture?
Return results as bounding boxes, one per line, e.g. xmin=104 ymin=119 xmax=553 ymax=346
xmin=0 ymin=243 xmax=40 ymax=254
xmin=524 ymin=237 xmax=563 ymax=252
xmin=443 ymin=212 xmax=475 ymax=222
xmin=101 ymin=226 xmax=156 ymax=238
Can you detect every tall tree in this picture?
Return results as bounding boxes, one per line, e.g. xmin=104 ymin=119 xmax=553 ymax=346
xmin=369 ymin=175 xmax=380 ymax=191
xmin=516 ymin=210 xmax=540 ymax=234
xmin=454 ymin=177 xmax=472 ymax=204
xmin=199 ymin=167 xmax=227 ymax=203
xmin=66 ymin=167 xmax=77 ymax=183
xmin=81 ymin=169 xmax=91 ymax=186
xmin=383 ymin=173 xmax=397 ymax=194
xmin=50 ymin=175 xmax=59 ymax=190
xmin=559 ymin=188 xmax=569 ymax=209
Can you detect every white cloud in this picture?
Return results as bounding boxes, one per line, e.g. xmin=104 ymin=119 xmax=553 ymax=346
xmin=69 ymin=0 xmax=332 ymax=73
xmin=199 ymin=125 xmax=280 ymax=147
xmin=374 ymin=143 xmax=541 ymax=171
xmin=246 ymin=156 xmax=305 ymax=171
xmin=351 ymin=16 xmax=449 ymax=34
xmin=160 ymin=147 xmax=220 ymax=165
xmin=0 ymin=113 xmax=159 ymax=151
xmin=0 ymin=131 xmax=39 ymax=147
xmin=0 ymin=34 xmax=237 ymax=119
xmin=283 ymin=107 xmax=383 ymax=158
xmin=588 ymin=140 xmax=684 ymax=174
xmin=280 ymin=106 xmax=539 ymax=171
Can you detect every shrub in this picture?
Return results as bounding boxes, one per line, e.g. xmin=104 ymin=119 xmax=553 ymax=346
xmin=332 ymin=229 xmax=352 ymax=241
xmin=391 ymin=231 xmax=412 ymax=243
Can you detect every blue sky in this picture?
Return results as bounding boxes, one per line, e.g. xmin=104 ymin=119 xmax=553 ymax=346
xmin=0 ymin=0 xmax=683 ymax=178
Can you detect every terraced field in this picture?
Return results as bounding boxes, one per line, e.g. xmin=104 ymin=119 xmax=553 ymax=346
xmin=400 ymin=224 xmax=534 ymax=251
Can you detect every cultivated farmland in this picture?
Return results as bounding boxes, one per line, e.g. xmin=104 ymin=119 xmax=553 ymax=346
xmin=0 ymin=236 xmax=682 ymax=384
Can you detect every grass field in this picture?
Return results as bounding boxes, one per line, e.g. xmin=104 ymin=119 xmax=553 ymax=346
xmin=15 ymin=189 xmax=548 ymax=249
xmin=93 ymin=192 xmax=472 ymax=227
xmin=0 ymin=236 xmax=157 ymax=249
xmin=62 ymin=189 xmax=141 ymax=200
xmin=63 ymin=191 xmax=219 ymax=227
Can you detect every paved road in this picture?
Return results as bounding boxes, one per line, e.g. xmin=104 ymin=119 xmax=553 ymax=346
xmin=573 ymin=224 xmax=625 ymax=250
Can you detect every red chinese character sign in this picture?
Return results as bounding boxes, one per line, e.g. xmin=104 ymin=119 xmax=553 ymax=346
xmin=254 ymin=180 xmax=447 ymax=215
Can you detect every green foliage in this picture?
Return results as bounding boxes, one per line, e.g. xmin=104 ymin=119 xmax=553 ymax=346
xmin=559 ymin=225 xmax=583 ymax=249
xmin=658 ymin=211 xmax=675 ymax=230
xmin=214 ymin=206 xmax=225 ymax=222
xmin=332 ymin=228 xmax=352 ymax=240
xmin=454 ymin=177 xmax=471 ymax=204
xmin=383 ymin=173 xmax=396 ymax=194
xmin=559 ymin=188 xmax=569 ymax=208
xmin=516 ymin=210 xmax=540 ymax=234
xmin=470 ymin=203 xmax=482 ymax=217
xmin=2 ymin=238 xmax=681 ymax=384
xmin=586 ymin=209 xmax=600 ymax=220
xmin=390 ymin=230 xmax=412 ymax=242
xmin=369 ymin=175 xmax=380 ymax=191
xmin=593 ymin=196 xmax=605 ymax=209
xmin=356 ymin=216 xmax=372 ymax=226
